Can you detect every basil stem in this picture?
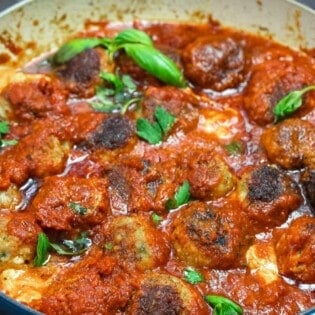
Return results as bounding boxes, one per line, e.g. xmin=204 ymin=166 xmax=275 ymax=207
xmin=123 ymin=43 xmax=186 ymax=87
xmin=273 ymin=85 xmax=315 ymax=122
xmin=53 ymin=38 xmax=103 ymax=64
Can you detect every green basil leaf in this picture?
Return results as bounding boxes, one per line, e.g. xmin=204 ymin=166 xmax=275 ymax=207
xmin=151 ymin=212 xmax=162 ymax=226
xmin=100 ymin=71 xmax=124 ymax=93
xmin=104 ymin=242 xmax=113 ymax=250
xmin=183 ymin=267 xmax=204 ymax=284
xmin=123 ymin=43 xmax=186 ymax=87
xmin=224 ymin=141 xmax=243 ymax=156
xmin=136 ymin=118 xmax=162 ymax=144
xmin=50 ymin=232 xmax=91 ymax=256
xmin=33 ymin=233 xmax=50 ymax=267
xmin=114 ymin=28 xmax=153 ymax=46
xmin=273 ymin=85 xmax=315 ymax=122
xmin=205 ymin=295 xmax=243 ymax=315
xmin=0 ymin=121 xmax=9 ymax=135
xmin=154 ymin=106 xmax=176 ymax=134
xmin=69 ymin=202 xmax=87 ymax=215
xmin=53 ymin=38 xmax=102 ymax=64
xmin=166 ymin=180 xmax=190 ymax=210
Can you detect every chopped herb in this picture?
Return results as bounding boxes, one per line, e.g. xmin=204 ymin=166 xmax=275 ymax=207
xmin=34 ymin=232 xmax=91 ymax=266
xmin=136 ymin=106 xmax=175 ymax=144
xmin=224 ymin=141 xmax=243 ymax=155
xmin=52 ymin=29 xmax=186 ymax=87
xmin=50 ymin=232 xmax=91 ymax=256
xmin=166 ymin=180 xmax=190 ymax=210
xmin=205 ymin=295 xmax=243 ymax=315
xmin=183 ymin=267 xmax=204 ymax=284
xmin=91 ymin=72 xmax=141 ymax=114
xmin=33 ymin=233 xmax=50 ymax=267
xmin=0 ymin=121 xmax=18 ymax=148
xmin=0 ymin=121 xmax=9 ymax=134
xmin=154 ymin=106 xmax=176 ymax=134
xmin=151 ymin=212 xmax=162 ymax=225
xmin=273 ymin=85 xmax=315 ymax=122
xmin=136 ymin=118 xmax=163 ymax=144
xmin=69 ymin=202 xmax=87 ymax=215
xmin=104 ymin=242 xmax=113 ymax=250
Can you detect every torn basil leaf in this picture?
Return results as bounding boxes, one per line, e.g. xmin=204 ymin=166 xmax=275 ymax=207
xmin=273 ymin=85 xmax=315 ymax=122
xmin=166 ymin=180 xmax=190 ymax=210
xmin=33 ymin=232 xmax=50 ymax=267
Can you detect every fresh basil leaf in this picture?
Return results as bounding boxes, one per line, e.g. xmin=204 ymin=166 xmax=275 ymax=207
xmin=183 ymin=267 xmax=204 ymax=284
xmin=100 ymin=71 xmax=124 ymax=93
xmin=53 ymin=38 xmax=102 ymax=64
xmin=136 ymin=118 xmax=162 ymax=144
xmin=50 ymin=232 xmax=91 ymax=256
xmin=205 ymin=295 xmax=243 ymax=315
xmin=151 ymin=212 xmax=162 ymax=226
xmin=273 ymin=85 xmax=315 ymax=122
xmin=34 ymin=233 xmax=50 ymax=267
xmin=123 ymin=43 xmax=186 ymax=87
xmin=0 ymin=121 xmax=9 ymax=134
xmin=0 ymin=139 xmax=18 ymax=148
xmin=224 ymin=141 xmax=243 ymax=156
xmin=166 ymin=180 xmax=190 ymax=210
xmin=154 ymin=106 xmax=176 ymax=134
xmin=114 ymin=28 xmax=153 ymax=46
xmin=69 ymin=202 xmax=87 ymax=215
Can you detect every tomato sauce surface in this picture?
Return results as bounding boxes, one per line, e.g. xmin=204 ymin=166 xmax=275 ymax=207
xmin=0 ymin=18 xmax=314 ymax=315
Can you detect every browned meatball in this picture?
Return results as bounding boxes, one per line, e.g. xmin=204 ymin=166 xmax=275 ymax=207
xmin=185 ymin=151 xmax=235 ymax=200
xmin=87 ymin=115 xmax=134 ymax=150
xmin=126 ymin=272 xmax=209 ymax=315
xmin=238 ymin=165 xmax=302 ymax=230
xmin=32 ymin=176 xmax=110 ymax=231
xmin=260 ymin=118 xmax=315 ymax=170
xmin=170 ymin=201 xmax=247 ymax=269
xmin=244 ymin=61 xmax=315 ymax=125
xmin=182 ymin=35 xmax=246 ymax=91
xmin=101 ymin=215 xmax=170 ymax=271
xmin=274 ymin=216 xmax=315 ymax=283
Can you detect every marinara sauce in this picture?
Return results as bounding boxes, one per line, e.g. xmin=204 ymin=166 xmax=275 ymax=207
xmin=0 ymin=19 xmax=314 ymax=315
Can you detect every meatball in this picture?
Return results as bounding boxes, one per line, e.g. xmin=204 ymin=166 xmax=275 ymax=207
xmin=244 ymin=61 xmax=315 ymax=125
xmin=301 ymin=169 xmax=315 ymax=213
xmin=185 ymin=151 xmax=235 ymax=200
xmin=0 ymin=184 xmax=22 ymax=211
xmin=4 ymin=77 xmax=70 ymax=121
xmin=102 ymin=215 xmax=170 ymax=271
xmin=0 ymin=133 xmax=70 ymax=190
xmin=88 ymin=115 xmax=134 ymax=149
xmin=32 ymin=176 xmax=110 ymax=231
xmin=274 ymin=216 xmax=315 ymax=283
xmin=260 ymin=118 xmax=315 ymax=170
xmin=238 ymin=165 xmax=302 ymax=230
xmin=127 ymin=272 xmax=209 ymax=315
xmin=40 ymin=249 xmax=132 ymax=315
xmin=0 ymin=213 xmax=40 ymax=266
xmin=170 ymin=201 xmax=246 ymax=269
xmin=141 ymin=86 xmax=199 ymax=134
xmin=182 ymin=35 xmax=246 ymax=91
